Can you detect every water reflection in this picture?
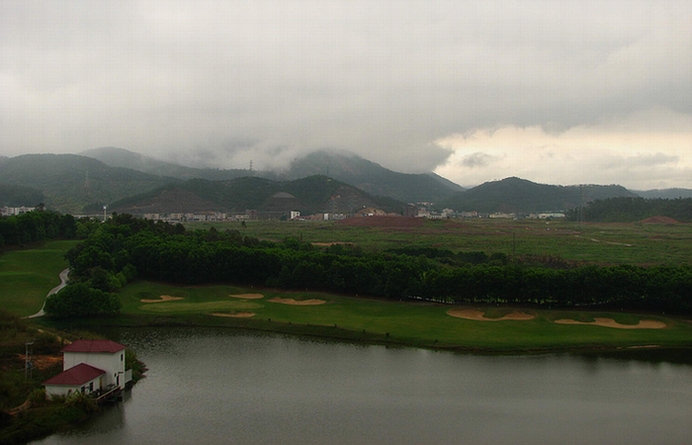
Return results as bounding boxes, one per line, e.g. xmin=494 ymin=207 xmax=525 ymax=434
xmin=31 ymin=328 xmax=692 ymax=445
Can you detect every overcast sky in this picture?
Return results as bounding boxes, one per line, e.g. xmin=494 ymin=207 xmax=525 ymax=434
xmin=1 ymin=0 xmax=690 ymax=189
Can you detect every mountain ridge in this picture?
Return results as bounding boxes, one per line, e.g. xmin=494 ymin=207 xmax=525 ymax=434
xmin=1 ymin=148 xmax=690 ymax=215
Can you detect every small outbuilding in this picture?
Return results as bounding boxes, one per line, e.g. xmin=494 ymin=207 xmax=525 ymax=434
xmin=43 ymin=339 xmax=131 ymax=398
xmin=43 ymin=363 xmax=106 ymax=397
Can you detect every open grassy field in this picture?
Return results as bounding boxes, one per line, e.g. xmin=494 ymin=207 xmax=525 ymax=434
xmin=187 ymin=218 xmax=692 ymax=266
xmin=110 ymin=281 xmax=692 ymax=352
xmin=0 ymin=240 xmax=78 ymax=317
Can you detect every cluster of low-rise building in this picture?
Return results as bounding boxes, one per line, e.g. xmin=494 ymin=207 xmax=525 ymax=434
xmin=1 ymin=206 xmax=35 ymax=216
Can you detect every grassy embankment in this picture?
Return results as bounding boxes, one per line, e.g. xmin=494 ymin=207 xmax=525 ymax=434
xmin=95 ymin=280 xmax=691 ymax=353
xmin=0 ymin=240 xmax=79 ymax=317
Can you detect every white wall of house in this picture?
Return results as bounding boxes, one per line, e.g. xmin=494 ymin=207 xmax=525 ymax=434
xmin=45 ymin=374 xmax=104 ymax=397
xmin=63 ymin=351 xmax=126 ymax=389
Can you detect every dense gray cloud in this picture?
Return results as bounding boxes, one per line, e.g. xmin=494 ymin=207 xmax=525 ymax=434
xmin=1 ymin=0 xmax=690 ymax=188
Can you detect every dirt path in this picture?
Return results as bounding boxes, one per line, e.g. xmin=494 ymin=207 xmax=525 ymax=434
xmin=26 ymin=268 xmax=69 ymax=319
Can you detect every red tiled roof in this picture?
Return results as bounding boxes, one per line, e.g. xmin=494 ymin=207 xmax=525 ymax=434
xmin=43 ymin=363 xmax=105 ymax=386
xmin=62 ymin=339 xmax=126 ymax=354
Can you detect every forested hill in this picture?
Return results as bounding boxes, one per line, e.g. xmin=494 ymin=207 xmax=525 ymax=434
xmin=278 ymin=150 xmax=464 ymax=203
xmin=440 ymin=177 xmax=637 ymax=213
xmin=110 ymin=175 xmax=405 ymax=215
xmin=0 ymin=183 xmax=45 ymax=207
xmin=81 ymin=147 xmax=464 ymax=204
xmin=80 ymin=146 xmax=251 ymax=181
xmin=0 ymin=154 xmax=178 ymax=214
xmin=566 ymin=197 xmax=692 ymax=222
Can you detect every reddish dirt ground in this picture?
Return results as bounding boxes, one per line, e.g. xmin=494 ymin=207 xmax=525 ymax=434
xmin=337 ymin=216 xmax=425 ymax=228
xmin=640 ymin=216 xmax=679 ymax=224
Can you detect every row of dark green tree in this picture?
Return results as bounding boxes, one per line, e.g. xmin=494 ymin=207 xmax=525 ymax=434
xmin=566 ymin=197 xmax=692 ymax=222
xmin=63 ymin=214 xmax=692 ymax=316
xmin=0 ymin=210 xmax=77 ymax=248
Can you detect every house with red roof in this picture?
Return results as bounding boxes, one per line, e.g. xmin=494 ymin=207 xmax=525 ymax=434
xmin=43 ymin=339 xmax=131 ymax=397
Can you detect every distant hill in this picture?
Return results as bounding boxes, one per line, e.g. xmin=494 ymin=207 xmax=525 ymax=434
xmin=81 ymin=147 xmax=463 ymax=204
xmin=278 ymin=150 xmax=464 ymax=203
xmin=440 ymin=177 xmax=638 ymax=213
xmin=80 ymin=147 xmax=251 ymax=181
xmin=110 ymin=175 xmax=405 ymax=217
xmin=0 ymin=154 xmax=178 ymax=214
xmin=566 ymin=197 xmax=692 ymax=222
xmin=634 ymin=188 xmax=692 ymax=199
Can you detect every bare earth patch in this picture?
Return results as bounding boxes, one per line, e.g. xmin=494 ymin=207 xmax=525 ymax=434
xmin=229 ymin=293 xmax=264 ymax=299
xmin=447 ymin=309 xmax=535 ymax=321
xmin=17 ymin=354 xmax=62 ymax=370
xmin=554 ymin=318 xmax=667 ymax=329
xmin=140 ymin=295 xmax=184 ymax=303
xmin=268 ymin=297 xmax=326 ymax=305
xmin=211 ymin=312 xmax=256 ymax=318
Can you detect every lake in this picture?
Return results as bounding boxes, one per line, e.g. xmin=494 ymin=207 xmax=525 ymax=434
xmin=31 ymin=328 xmax=692 ymax=445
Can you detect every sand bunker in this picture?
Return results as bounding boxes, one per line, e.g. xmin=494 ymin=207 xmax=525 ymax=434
xmin=211 ymin=312 xmax=256 ymax=318
xmin=447 ymin=309 xmax=535 ymax=321
xmin=229 ymin=293 xmax=264 ymax=300
xmin=268 ymin=297 xmax=326 ymax=306
xmin=554 ymin=318 xmax=666 ymax=329
xmin=140 ymin=295 xmax=184 ymax=303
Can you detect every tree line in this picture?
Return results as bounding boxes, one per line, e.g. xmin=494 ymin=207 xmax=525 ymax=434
xmin=56 ymin=214 xmax=692 ymax=317
xmin=566 ymin=197 xmax=692 ymax=222
xmin=0 ymin=210 xmax=77 ymax=248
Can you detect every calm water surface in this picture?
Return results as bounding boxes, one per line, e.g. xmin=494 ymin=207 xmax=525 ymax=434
xmin=32 ymin=328 xmax=692 ymax=445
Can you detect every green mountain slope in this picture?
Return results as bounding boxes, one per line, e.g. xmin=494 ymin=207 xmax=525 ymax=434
xmin=81 ymin=147 xmax=463 ymax=203
xmin=111 ymin=175 xmax=405 ymax=216
xmin=0 ymin=183 xmax=45 ymax=207
xmin=441 ymin=177 xmax=638 ymax=213
xmin=281 ymin=150 xmax=464 ymax=203
xmin=80 ymin=147 xmax=252 ymax=181
xmin=0 ymin=154 xmax=179 ymax=213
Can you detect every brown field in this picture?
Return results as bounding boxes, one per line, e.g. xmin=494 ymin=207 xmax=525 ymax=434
xmin=337 ymin=216 xmax=425 ymax=228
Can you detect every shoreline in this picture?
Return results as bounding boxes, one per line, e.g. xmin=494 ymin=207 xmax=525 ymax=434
xmin=39 ymin=310 xmax=692 ymax=358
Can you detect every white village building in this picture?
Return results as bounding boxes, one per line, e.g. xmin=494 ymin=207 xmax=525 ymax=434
xmin=43 ymin=339 xmax=131 ymax=397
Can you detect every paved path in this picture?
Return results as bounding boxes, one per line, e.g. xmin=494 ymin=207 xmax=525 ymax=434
xmin=27 ymin=268 xmax=69 ymax=318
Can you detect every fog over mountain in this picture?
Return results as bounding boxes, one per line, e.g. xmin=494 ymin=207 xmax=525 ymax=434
xmin=1 ymin=1 xmax=690 ymax=190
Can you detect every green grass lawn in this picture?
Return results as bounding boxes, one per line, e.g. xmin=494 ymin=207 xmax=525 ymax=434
xmin=116 ymin=281 xmax=692 ymax=352
xmin=0 ymin=240 xmax=78 ymax=317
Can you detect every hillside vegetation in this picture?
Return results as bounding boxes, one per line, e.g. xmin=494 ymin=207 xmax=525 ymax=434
xmin=0 ymin=154 xmax=179 ymax=214
xmin=440 ymin=177 xmax=637 ymax=213
xmin=567 ymin=197 xmax=692 ymax=222
xmin=110 ymin=175 xmax=405 ymax=216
